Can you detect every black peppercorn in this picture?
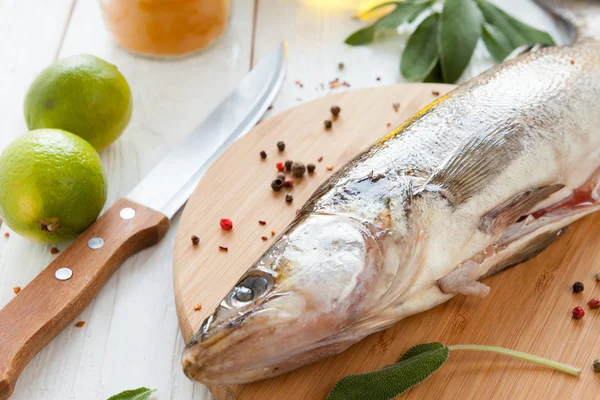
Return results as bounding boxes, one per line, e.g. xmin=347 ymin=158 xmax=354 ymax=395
xmin=191 ymin=235 xmax=200 ymax=246
xmin=260 ymin=150 xmax=267 ymax=159
xmin=286 ymin=194 xmax=293 ymax=203
xmin=594 ymin=359 xmax=600 ymax=373
xmin=338 ymin=62 xmax=344 ymax=71
xmin=291 ymin=161 xmax=306 ymax=178
xmin=573 ymin=281 xmax=584 ymax=293
xmin=284 ymin=160 xmax=293 ymax=171
xmin=330 ymin=105 xmax=341 ymax=117
xmin=271 ymin=178 xmax=284 ymax=191
xmin=277 ymin=141 xmax=285 ymax=151
xmin=324 ymin=120 xmax=332 ymax=130
xmin=307 ymin=163 xmax=316 ymax=173
xmin=276 ymin=172 xmax=286 ymax=180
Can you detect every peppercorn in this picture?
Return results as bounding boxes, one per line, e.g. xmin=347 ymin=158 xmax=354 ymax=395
xmin=307 ymin=163 xmax=316 ymax=173
xmin=276 ymin=162 xmax=285 ymax=171
xmin=572 ymin=306 xmax=585 ymax=319
xmin=50 ymin=247 xmax=60 ymax=255
xmin=191 ymin=235 xmax=200 ymax=246
xmin=3 ymin=232 xmax=9 ymax=238
xmin=317 ymin=156 xmax=323 ymax=162
xmin=589 ymin=298 xmax=600 ymax=309
xmin=283 ymin=179 xmax=294 ymax=188
xmin=261 ymin=236 xmax=268 ymax=241
xmin=376 ymin=76 xmax=381 ymax=81
xmin=260 ymin=150 xmax=267 ymax=159
xmin=594 ymin=359 xmax=600 ymax=373
xmin=392 ymin=103 xmax=400 ymax=112
xmin=277 ymin=172 xmax=286 ymax=180
xmin=286 ymin=194 xmax=293 ymax=203
xmin=330 ymin=105 xmax=341 ymax=117
xmin=271 ymin=178 xmax=284 ymax=191
xmin=220 ymin=218 xmax=233 ymax=231
xmin=271 ymin=230 xmax=276 ymax=236
xmin=324 ymin=120 xmax=332 ymax=130
xmin=75 ymin=321 xmax=85 ymax=328
xmin=573 ymin=281 xmax=584 ymax=293
xmin=284 ymin=160 xmax=293 ymax=171
xmin=218 ymin=246 xmax=228 ymax=251
xmin=596 ymin=271 xmax=600 ymax=281
xmin=432 ymin=90 xmax=440 ymax=96
xmin=338 ymin=62 xmax=344 ymax=71
xmin=258 ymin=220 xmax=267 ymax=225
xmin=277 ymin=141 xmax=285 ymax=151
xmin=291 ymin=161 xmax=306 ymax=178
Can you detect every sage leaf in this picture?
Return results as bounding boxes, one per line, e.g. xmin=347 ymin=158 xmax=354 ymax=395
xmin=423 ymin=62 xmax=443 ymax=83
xmin=345 ymin=24 xmax=378 ymax=45
xmin=107 ymin=387 xmax=156 ymax=400
xmin=482 ymin=22 xmax=513 ymax=62
xmin=401 ymin=13 xmax=440 ymax=82
xmin=326 ymin=342 xmax=449 ymax=400
xmin=476 ymin=0 xmax=555 ymax=47
xmin=407 ymin=1 xmax=433 ymax=23
xmin=439 ymin=0 xmax=482 ymax=83
xmin=346 ymin=2 xmax=434 ymax=46
xmin=377 ymin=3 xmax=431 ymax=31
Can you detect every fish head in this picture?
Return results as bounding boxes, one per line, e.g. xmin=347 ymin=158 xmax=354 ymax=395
xmin=182 ymin=213 xmax=391 ymax=384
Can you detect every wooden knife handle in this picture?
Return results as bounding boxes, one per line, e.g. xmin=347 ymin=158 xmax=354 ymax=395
xmin=0 ymin=198 xmax=169 ymax=399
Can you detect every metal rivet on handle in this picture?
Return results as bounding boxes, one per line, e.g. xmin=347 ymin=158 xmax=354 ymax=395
xmin=120 ymin=207 xmax=136 ymax=220
xmin=55 ymin=267 xmax=73 ymax=281
xmin=88 ymin=237 xmax=104 ymax=250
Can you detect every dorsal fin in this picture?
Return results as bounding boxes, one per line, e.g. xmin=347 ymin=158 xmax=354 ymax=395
xmin=420 ymin=122 xmax=524 ymax=205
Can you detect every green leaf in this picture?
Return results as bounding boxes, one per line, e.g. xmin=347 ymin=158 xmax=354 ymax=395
xmin=107 ymin=387 xmax=156 ymax=400
xmin=326 ymin=342 xmax=450 ymax=400
xmin=423 ymin=61 xmax=443 ymax=83
xmin=346 ymin=1 xmax=434 ymax=46
xmin=439 ymin=0 xmax=482 ymax=83
xmin=377 ymin=3 xmax=430 ymax=31
xmin=407 ymin=2 xmax=433 ymax=23
xmin=401 ymin=13 xmax=440 ymax=82
xmin=476 ymin=0 xmax=555 ymax=48
xmin=345 ymin=24 xmax=378 ymax=45
xmin=482 ymin=23 xmax=513 ymax=62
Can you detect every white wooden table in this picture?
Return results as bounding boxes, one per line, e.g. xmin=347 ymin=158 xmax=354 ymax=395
xmin=0 ymin=1 xmax=564 ymax=399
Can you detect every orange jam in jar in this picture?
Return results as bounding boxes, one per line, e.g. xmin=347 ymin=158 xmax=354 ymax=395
xmin=99 ymin=0 xmax=230 ymax=58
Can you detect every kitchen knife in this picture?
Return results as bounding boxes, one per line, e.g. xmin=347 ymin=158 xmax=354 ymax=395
xmin=0 ymin=42 xmax=286 ymax=399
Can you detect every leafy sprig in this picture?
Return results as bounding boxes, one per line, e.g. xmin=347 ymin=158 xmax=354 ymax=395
xmin=346 ymin=0 xmax=555 ymax=83
xmin=107 ymin=387 xmax=156 ymax=400
xmin=327 ymin=342 xmax=580 ymax=400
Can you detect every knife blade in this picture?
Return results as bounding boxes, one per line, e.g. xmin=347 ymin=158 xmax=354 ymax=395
xmin=0 ymin=43 xmax=286 ymax=400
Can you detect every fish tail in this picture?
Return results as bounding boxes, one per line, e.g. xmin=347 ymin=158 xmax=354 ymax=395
xmin=535 ymin=0 xmax=600 ymax=42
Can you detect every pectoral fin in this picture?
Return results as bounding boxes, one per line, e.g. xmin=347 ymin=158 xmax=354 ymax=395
xmin=479 ymin=184 xmax=565 ymax=235
xmin=482 ymin=226 xmax=570 ymax=278
xmin=421 ymin=123 xmax=523 ymax=205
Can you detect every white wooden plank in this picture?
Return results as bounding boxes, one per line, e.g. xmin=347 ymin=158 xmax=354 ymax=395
xmin=3 ymin=0 xmax=254 ymax=399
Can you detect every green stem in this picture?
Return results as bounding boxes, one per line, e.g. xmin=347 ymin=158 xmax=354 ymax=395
xmin=447 ymin=344 xmax=581 ymax=376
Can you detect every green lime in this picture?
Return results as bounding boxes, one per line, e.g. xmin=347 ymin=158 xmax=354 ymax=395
xmin=24 ymin=54 xmax=132 ymax=151
xmin=0 ymin=129 xmax=108 ymax=244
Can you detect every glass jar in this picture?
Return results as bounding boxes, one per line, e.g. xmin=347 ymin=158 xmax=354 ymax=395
xmin=99 ymin=0 xmax=230 ymax=58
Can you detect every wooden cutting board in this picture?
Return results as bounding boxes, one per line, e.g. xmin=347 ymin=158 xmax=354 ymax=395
xmin=173 ymin=83 xmax=600 ymax=400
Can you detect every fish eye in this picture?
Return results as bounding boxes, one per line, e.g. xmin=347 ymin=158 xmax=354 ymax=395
xmin=230 ymin=273 xmax=272 ymax=306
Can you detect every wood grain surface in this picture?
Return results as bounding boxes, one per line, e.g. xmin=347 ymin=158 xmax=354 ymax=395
xmin=174 ymin=83 xmax=600 ymax=400
xmin=0 ymin=199 xmax=169 ymax=400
